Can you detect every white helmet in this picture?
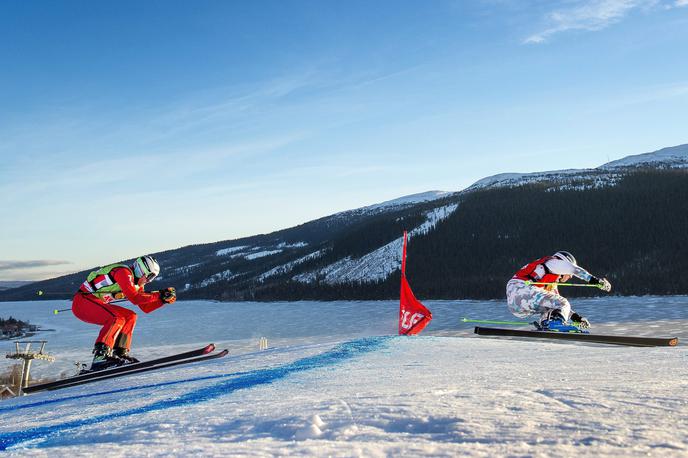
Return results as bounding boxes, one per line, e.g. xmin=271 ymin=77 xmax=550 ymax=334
xmin=133 ymin=255 xmax=160 ymax=282
xmin=553 ymin=251 xmax=577 ymax=266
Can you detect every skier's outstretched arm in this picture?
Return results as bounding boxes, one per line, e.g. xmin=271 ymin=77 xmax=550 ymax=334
xmin=112 ymin=268 xmax=166 ymax=313
xmin=545 ymin=258 xmax=611 ymax=292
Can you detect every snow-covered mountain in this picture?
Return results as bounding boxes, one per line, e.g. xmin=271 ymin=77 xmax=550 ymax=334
xmin=1 ymin=143 xmax=686 ymax=302
xmin=467 ymin=143 xmax=688 ymax=192
xmin=600 ymin=144 xmax=688 ymax=169
xmin=0 ymin=189 xmax=460 ymax=301
xmin=360 ymin=190 xmax=454 ymax=212
xmin=291 ymin=204 xmax=458 ymax=286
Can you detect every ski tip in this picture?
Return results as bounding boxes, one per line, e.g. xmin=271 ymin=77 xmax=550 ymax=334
xmin=669 ymin=338 xmax=679 ymax=347
xmin=204 ymin=344 xmax=216 ymax=354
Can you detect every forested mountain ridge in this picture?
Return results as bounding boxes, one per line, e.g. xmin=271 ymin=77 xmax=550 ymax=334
xmin=2 ymin=145 xmax=687 ymax=302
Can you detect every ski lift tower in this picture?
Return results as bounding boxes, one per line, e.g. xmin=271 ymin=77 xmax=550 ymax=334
xmin=6 ymin=340 xmax=55 ymax=395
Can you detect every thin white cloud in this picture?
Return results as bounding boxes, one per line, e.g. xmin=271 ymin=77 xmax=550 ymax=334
xmin=0 ymin=132 xmax=306 ymax=207
xmin=0 ymin=267 xmax=79 ymax=282
xmin=588 ymin=81 xmax=688 ymax=110
xmin=524 ymin=0 xmax=663 ymax=44
xmin=676 ymin=0 xmax=688 ymax=6
xmin=0 ymin=260 xmax=72 ymax=271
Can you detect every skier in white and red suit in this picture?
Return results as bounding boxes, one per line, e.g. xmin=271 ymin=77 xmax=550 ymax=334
xmin=506 ymin=251 xmax=611 ymax=329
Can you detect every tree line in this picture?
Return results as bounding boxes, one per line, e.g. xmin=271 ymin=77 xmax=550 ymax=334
xmin=248 ymin=169 xmax=688 ymax=300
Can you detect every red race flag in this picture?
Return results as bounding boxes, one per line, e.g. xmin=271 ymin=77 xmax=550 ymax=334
xmin=398 ymin=231 xmax=432 ymax=335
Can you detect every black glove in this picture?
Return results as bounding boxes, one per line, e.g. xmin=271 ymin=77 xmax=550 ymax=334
xmin=570 ymin=312 xmax=590 ymax=329
xmin=160 ymin=287 xmax=176 ymax=304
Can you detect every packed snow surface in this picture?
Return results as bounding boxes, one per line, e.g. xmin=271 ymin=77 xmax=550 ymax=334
xmin=0 ymin=296 xmax=687 ymax=456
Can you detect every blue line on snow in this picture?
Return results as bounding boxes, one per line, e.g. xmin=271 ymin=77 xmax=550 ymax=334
xmin=0 ymin=369 xmax=254 ymax=415
xmin=0 ymin=336 xmax=390 ymax=451
xmin=0 ymin=346 xmax=336 ymax=414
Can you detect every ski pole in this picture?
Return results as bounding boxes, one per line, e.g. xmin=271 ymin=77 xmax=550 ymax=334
xmin=461 ymin=317 xmax=532 ymax=326
xmin=37 ymin=290 xmax=82 ymax=296
xmin=52 ymin=296 xmax=127 ymax=315
xmin=39 ymin=290 xmax=91 ymax=296
xmin=524 ymin=281 xmax=602 ymax=288
xmin=39 ymin=290 xmax=130 ymax=299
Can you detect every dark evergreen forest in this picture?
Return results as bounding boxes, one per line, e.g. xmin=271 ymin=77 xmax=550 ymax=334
xmin=250 ymin=170 xmax=688 ymax=300
xmin=2 ymin=169 xmax=686 ymax=302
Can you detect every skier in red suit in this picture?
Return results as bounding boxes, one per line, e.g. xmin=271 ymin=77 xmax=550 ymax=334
xmin=72 ymin=255 xmax=177 ymax=371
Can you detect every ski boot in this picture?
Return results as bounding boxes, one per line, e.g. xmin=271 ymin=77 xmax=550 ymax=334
xmin=534 ymin=310 xmax=585 ymax=333
xmin=89 ymin=343 xmax=125 ymax=372
xmin=114 ymin=347 xmax=140 ymax=364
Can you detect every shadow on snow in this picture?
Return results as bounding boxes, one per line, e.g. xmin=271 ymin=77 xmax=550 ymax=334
xmin=0 ymin=336 xmax=391 ymax=451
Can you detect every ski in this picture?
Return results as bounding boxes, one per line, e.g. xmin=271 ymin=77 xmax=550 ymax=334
xmin=23 ymin=343 xmax=216 ymax=393
xmin=40 ymin=349 xmax=229 ymax=392
xmin=474 ymin=326 xmax=679 ymax=347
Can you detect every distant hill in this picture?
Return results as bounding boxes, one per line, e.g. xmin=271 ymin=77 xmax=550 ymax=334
xmin=0 ymin=281 xmax=34 ymax=292
xmin=1 ymin=144 xmax=686 ymax=302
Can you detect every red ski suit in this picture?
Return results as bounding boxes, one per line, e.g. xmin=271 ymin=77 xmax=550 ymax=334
xmin=72 ymin=267 xmax=164 ymax=350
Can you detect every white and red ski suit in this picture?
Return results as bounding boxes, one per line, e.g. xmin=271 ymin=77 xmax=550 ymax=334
xmin=506 ymin=256 xmax=593 ymax=320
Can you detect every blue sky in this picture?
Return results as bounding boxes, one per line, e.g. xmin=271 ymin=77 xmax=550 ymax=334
xmin=1 ymin=0 xmax=687 ymax=281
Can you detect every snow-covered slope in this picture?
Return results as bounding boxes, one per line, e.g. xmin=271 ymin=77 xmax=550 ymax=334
xmin=323 ymin=191 xmax=454 ymax=223
xmin=0 ymin=297 xmax=686 ymax=455
xmin=467 ymin=143 xmax=688 ymax=192
xmin=293 ymin=204 xmax=458 ymax=285
xmin=3 ymin=144 xmax=686 ymax=303
xmin=601 ymin=144 xmax=688 ymax=169
xmin=466 ymin=168 xmax=602 ymax=191
xmin=258 ymin=249 xmax=326 ymax=282
xmin=361 ymin=190 xmax=453 ymax=212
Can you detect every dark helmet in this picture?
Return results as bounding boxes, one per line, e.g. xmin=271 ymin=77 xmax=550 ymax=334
xmin=552 ymin=251 xmax=577 ymax=266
